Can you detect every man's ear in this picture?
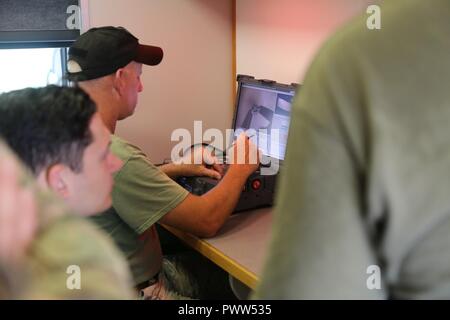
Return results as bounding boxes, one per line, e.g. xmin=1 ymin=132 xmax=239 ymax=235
xmin=45 ymin=164 xmax=70 ymax=199
xmin=113 ymin=68 xmax=126 ymax=97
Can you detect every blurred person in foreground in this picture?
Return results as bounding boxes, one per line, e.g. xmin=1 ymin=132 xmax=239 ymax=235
xmin=254 ymin=0 xmax=450 ymax=299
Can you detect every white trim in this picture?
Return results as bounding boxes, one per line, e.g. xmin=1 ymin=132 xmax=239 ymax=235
xmin=79 ymin=0 xmax=90 ymax=33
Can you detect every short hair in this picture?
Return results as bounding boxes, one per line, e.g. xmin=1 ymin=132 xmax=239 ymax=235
xmin=0 ymin=85 xmax=97 ymax=175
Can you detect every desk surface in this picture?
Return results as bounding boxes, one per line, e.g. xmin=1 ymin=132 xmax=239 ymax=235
xmin=162 ymin=208 xmax=272 ymax=290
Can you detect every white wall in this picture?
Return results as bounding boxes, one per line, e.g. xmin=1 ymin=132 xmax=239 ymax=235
xmin=86 ymin=1 xmax=375 ymax=162
xmin=236 ymin=0 xmax=374 ymax=85
xmin=87 ymin=0 xmax=234 ymax=163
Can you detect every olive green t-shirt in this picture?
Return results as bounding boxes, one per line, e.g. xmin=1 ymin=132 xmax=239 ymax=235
xmin=254 ymin=0 xmax=450 ymax=299
xmin=0 ymin=140 xmax=135 ymax=299
xmin=90 ymin=135 xmax=189 ymax=286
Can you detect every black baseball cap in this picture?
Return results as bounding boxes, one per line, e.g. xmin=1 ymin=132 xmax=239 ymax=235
xmin=67 ymin=26 xmax=163 ymax=81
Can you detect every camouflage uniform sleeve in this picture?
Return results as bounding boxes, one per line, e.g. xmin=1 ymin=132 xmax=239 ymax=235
xmin=23 ymin=215 xmax=137 ymax=299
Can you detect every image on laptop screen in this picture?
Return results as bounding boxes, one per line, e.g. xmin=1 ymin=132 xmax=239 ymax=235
xmin=233 ymin=82 xmax=296 ymax=161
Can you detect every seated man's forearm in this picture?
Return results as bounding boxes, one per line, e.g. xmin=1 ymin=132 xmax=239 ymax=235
xmin=158 ymin=163 xmax=181 ymax=179
xmin=159 ymin=165 xmax=251 ymax=238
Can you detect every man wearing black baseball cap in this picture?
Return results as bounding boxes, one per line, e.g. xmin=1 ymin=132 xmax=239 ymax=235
xmin=67 ymin=26 xmax=163 ymax=81
xmin=68 ymin=26 xmax=259 ymax=300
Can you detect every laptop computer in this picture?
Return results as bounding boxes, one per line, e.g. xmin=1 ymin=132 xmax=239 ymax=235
xmin=177 ymin=75 xmax=299 ymax=213
xmin=231 ymin=75 xmax=297 ymax=170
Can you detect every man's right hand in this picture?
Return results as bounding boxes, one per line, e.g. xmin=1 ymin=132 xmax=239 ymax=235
xmin=160 ymin=133 xmax=261 ymax=238
xmin=227 ymin=133 xmax=260 ymax=177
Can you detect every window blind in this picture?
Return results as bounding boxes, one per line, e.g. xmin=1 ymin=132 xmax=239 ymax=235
xmin=0 ymin=0 xmax=81 ymax=48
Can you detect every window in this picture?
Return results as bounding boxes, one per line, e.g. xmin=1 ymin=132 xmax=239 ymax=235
xmin=0 ymin=0 xmax=87 ymax=92
xmin=0 ymin=48 xmax=68 ymax=93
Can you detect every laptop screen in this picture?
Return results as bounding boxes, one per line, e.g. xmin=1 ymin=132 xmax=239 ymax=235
xmin=233 ymin=80 xmax=297 ymax=161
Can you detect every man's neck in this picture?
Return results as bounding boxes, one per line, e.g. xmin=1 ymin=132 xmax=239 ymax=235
xmin=80 ymin=85 xmax=119 ymax=133
xmin=97 ymin=102 xmax=117 ymax=133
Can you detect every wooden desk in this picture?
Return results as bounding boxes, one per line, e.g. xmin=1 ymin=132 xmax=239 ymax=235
xmin=161 ymin=208 xmax=272 ymax=290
